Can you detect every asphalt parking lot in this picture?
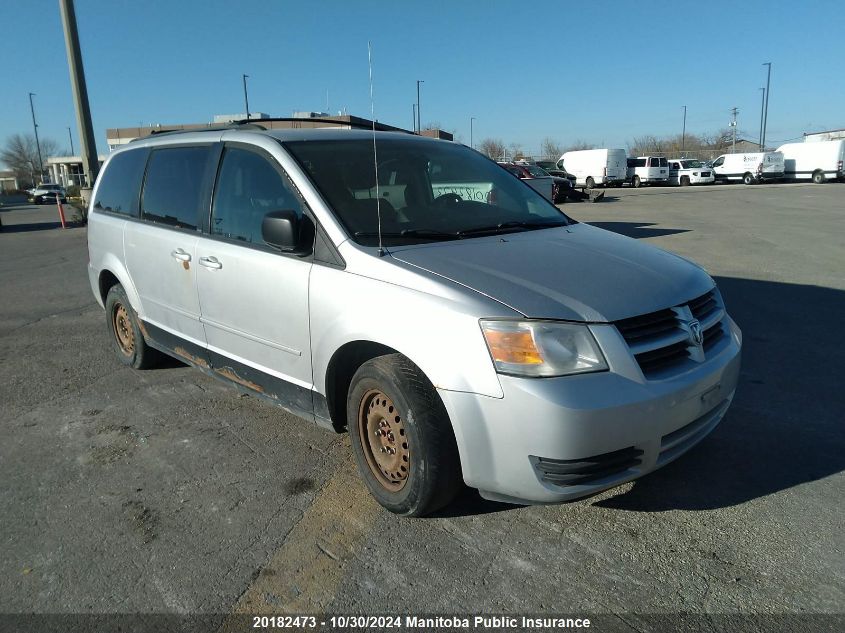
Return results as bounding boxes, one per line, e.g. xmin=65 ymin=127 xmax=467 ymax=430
xmin=1 ymin=183 xmax=843 ymax=631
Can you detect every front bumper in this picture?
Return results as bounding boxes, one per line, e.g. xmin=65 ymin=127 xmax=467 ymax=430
xmin=439 ymin=316 xmax=742 ymax=504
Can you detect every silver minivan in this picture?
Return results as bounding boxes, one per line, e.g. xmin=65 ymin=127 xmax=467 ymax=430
xmin=87 ymin=125 xmax=742 ymax=516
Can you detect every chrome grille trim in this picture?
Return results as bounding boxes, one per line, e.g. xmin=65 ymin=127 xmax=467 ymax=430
xmin=614 ymin=289 xmax=728 ymax=379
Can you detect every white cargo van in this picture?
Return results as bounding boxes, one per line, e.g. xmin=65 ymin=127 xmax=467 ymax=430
xmin=557 ymin=149 xmax=627 ymax=188
xmin=626 ymin=156 xmax=669 ymax=187
xmin=776 ymin=140 xmax=845 ymax=183
xmin=711 ymin=152 xmax=784 ymax=184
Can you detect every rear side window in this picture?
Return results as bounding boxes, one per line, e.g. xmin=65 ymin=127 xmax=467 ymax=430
xmin=211 ymin=147 xmax=304 ymax=244
xmin=141 ymin=146 xmax=211 ymax=230
xmin=93 ymin=149 xmax=148 ymax=216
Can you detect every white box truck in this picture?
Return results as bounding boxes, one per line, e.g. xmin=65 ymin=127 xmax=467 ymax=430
xmin=557 ymin=149 xmax=627 ymax=188
xmin=711 ymin=152 xmax=784 ymax=184
xmin=776 ymin=140 xmax=845 ymax=183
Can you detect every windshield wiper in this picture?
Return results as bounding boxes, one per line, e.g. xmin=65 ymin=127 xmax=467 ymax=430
xmin=457 ymin=219 xmax=568 ymax=237
xmin=354 ymin=229 xmax=462 ymax=241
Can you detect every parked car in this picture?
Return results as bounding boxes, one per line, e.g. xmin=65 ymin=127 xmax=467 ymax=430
xmin=775 ymin=140 xmax=845 ymax=183
xmin=557 ymin=149 xmax=628 ymax=188
xmin=626 ymin=156 xmax=669 ymax=187
xmin=535 ymin=160 xmax=577 ymax=186
xmin=711 ymin=152 xmax=784 ymax=184
xmin=497 ymin=162 xmax=556 ymax=202
xmin=87 ymin=125 xmax=742 ymax=517
xmin=28 ymin=183 xmax=67 ymax=204
xmin=500 ymin=162 xmax=570 ymax=203
xmin=667 ymin=159 xmax=715 ymax=186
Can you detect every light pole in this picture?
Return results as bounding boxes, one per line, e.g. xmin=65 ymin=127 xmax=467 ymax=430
xmin=59 ymin=0 xmax=99 ymax=191
xmin=68 ymin=126 xmax=74 ymax=155
xmin=470 ymin=117 xmax=476 ymax=149
xmin=28 ymin=93 xmax=44 ymax=180
xmin=758 ymin=87 xmax=765 ymax=149
xmin=681 ymin=105 xmax=687 ymax=154
xmin=416 ymin=80 xmax=424 ymax=133
xmin=762 ymin=62 xmax=772 ymax=150
xmin=243 ymin=74 xmax=250 ymax=120
xmin=412 ymin=104 xmax=416 ymax=132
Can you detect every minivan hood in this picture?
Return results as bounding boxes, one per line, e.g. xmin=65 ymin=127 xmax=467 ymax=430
xmin=388 ymin=223 xmax=713 ymax=322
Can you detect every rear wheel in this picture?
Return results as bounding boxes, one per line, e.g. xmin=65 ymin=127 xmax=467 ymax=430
xmin=585 ymin=176 xmax=595 ymax=189
xmin=348 ymin=354 xmax=461 ymax=517
xmin=680 ymin=176 xmax=690 ymax=187
xmin=105 ymin=284 xmax=161 ymax=369
xmin=632 ymin=175 xmax=641 ymax=188
xmin=742 ymin=173 xmax=755 ymax=185
xmin=812 ymin=170 xmax=825 ymax=184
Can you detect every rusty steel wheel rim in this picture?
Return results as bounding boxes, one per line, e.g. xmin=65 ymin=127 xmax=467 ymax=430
xmin=358 ymin=389 xmax=410 ymax=492
xmin=113 ymin=303 xmax=135 ymax=356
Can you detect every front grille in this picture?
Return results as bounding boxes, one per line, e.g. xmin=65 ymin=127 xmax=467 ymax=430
xmin=533 ymin=446 xmax=643 ymax=487
xmin=615 ymin=289 xmax=728 ymax=379
xmin=701 ymin=171 xmax=711 ymax=177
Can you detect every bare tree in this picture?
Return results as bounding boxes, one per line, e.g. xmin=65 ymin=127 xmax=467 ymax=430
xmin=478 ymin=138 xmax=506 ymax=160
xmin=540 ymin=137 xmax=562 ymax=159
xmin=1 ymin=134 xmax=59 ymax=186
xmin=562 ymin=140 xmax=595 ymax=152
xmin=508 ymin=142 xmax=524 ymax=161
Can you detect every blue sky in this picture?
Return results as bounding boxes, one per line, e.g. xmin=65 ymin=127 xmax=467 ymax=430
xmin=2 ymin=0 xmax=843 ymax=158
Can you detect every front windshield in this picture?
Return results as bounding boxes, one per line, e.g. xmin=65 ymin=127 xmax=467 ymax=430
xmin=681 ymin=160 xmax=703 ymax=168
xmin=285 ymin=138 xmax=570 ymax=246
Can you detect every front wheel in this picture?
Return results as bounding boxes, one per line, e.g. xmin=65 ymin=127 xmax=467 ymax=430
xmin=348 ymin=354 xmax=462 ymax=517
xmin=680 ymin=176 xmax=690 ymax=187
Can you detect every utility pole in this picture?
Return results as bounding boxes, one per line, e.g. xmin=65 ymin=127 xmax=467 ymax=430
xmin=412 ymin=104 xmax=416 ymax=133
xmin=730 ymin=107 xmax=738 ymax=153
xmin=762 ymin=62 xmax=772 ymax=150
xmin=28 ymin=93 xmax=44 ymax=180
xmin=243 ymin=74 xmax=250 ymax=120
xmin=758 ymin=87 xmax=765 ymax=149
xmin=470 ymin=116 xmax=476 ymax=149
xmin=68 ymin=126 xmax=74 ymax=155
xmin=416 ymin=80 xmax=424 ymax=133
xmin=681 ymin=105 xmax=687 ymax=154
xmin=59 ymin=0 xmax=99 ymax=192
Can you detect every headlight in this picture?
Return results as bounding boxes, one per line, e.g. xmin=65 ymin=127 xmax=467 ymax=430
xmin=480 ymin=320 xmax=608 ymax=377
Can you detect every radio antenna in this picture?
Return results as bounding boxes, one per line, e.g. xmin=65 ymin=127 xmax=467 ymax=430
xmin=368 ymin=41 xmax=385 ymax=257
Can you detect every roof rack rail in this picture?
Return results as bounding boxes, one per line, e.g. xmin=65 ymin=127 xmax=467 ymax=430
xmin=230 ymin=116 xmax=414 ymax=134
xmin=128 ymin=122 xmax=265 ymax=142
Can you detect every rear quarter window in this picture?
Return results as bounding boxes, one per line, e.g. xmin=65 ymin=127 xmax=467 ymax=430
xmin=141 ymin=146 xmax=211 ymax=230
xmin=93 ymin=149 xmax=148 ymax=216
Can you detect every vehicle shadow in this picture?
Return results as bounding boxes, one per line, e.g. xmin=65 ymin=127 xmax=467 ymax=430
xmin=594 ymin=276 xmax=845 ymax=511
xmin=587 ymin=221 xmax=690 ymax=239
xmin=0 ymin=221 xmax=70 ymax=233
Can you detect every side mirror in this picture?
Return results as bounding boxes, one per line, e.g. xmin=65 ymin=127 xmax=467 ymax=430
xmin=262 ymin=210 xmax=299 ymax=251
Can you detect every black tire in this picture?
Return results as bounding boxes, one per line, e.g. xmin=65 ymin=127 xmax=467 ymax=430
xmin=812 ymin=170 xmax=825 ymax=184
xmin=105 ymin=284 xmax=161 ymax=369
xmin=632 ymin=175 xmax=641 ymax=188
xmin=348 ymin=353 xmax=462 ymax=517
xmin=552 ymin=183 xmax=562 ymax=203
xmin=742 ymin=173 xmax=755 ymax=185
xmin=680 ymin=176 xmax=690 ymax=187
xmin=34 ymin=196 xmax=43 ymax=204
xmin=585 ymin=176 xmax=595 ymax=190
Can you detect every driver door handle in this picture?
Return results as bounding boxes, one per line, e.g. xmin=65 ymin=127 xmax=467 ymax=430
xmin=171 ymin=249 xmax=191 ymax=262
xmin=199 ymin=256 xmax=222 ymax=270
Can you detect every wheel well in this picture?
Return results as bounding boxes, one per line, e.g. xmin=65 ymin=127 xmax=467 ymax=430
xmin=325 ymin=341 xmax=399 ymax=432
xmin=98 ymin=270 xmax=120 ymax=304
